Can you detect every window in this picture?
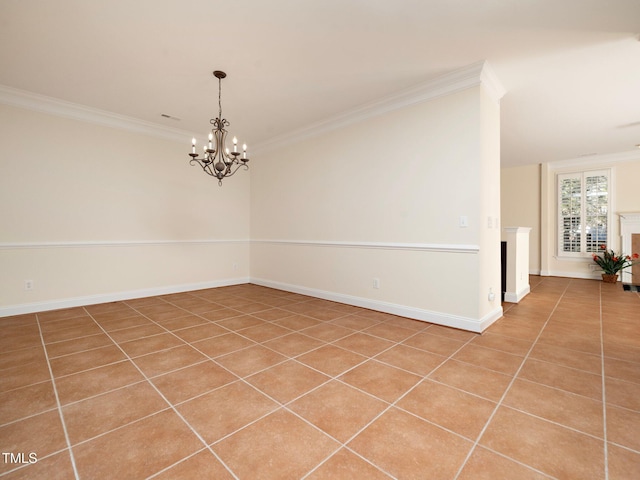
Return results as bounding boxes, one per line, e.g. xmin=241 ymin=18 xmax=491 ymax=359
xmin=557 ymin=169 xmax=610 ymax=256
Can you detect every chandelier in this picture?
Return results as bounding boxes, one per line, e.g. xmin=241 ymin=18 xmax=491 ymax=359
xmin=189 ymin=70 xmax=249 ymax=186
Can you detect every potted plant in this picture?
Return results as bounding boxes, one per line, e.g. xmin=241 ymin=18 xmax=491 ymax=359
xmin=592 ymin=244 xmax=640 ymax=283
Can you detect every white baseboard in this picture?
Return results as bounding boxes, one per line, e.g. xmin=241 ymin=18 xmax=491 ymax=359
xmin=251 ymin=277 xmax=502 ymax=333
xmin=0 ymin=277 xmax=250 ymax=318
xmin=504 ymin=285 xmax=531 ymax=303
xmin=540 ymin=270 xmax=601 ymax=280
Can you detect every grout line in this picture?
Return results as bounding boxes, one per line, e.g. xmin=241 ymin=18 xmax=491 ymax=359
xmin=34 ymin=314 xmax=81 ymax=480
xmin=599 ymin=280 xmax=609 ymax=480
xmin=6 ymin=281 xmax=632 ymax=478
xmin=452 ymin=280 xmax=572 ymax=480
xmin=80 ymin=307 xmax=241 ymax=480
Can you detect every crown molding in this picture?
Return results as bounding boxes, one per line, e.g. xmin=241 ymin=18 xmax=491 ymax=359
xmin=254 ymin=61 xmax=505 ymax=153
xmin=548 ymin=149 xmax=640 ymax=170
xmin=0 ymin=84 xmax=195 ymax=143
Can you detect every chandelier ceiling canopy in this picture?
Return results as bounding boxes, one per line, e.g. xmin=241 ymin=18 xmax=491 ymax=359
xmin=188 ymin=70 xmax=249 ymax=186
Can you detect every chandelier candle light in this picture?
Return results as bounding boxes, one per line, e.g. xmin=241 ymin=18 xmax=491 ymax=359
xmin=189 ymin=70 xmax=249 ymax=186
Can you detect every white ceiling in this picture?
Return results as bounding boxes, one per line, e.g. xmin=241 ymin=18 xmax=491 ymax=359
xmin=1 ymin=0 xmax=639 ymax=167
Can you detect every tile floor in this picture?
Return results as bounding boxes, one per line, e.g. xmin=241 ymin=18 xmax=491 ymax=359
xmin=1 ymin=276 xmax=639 ymax=479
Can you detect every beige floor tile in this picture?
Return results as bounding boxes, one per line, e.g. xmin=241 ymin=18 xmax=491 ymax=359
xmin=41 ymin=323 xmax=104 ymax=344
xmin=0 ymin=411 xmax=67 ymax=475
xmin=518 ymin=358 xmax=602 ymax=400
xmin=606 ymin=376 xmax=640 ymax=411
xmin=402 ymin=331 xmax=467 ymax=356
xmin=362 ymin=322 xmax=416 ymax=342
xmin=297 ymin=345 xmax=367 ymax=377
xmin=2 ymin=279 xmax=637 ymax=478
xmin=72 ymin=409 xmax=202 ymax=479
xmin=427 ymin=325 xmax=478 ymax=342
xmin=215 ymin=315 xmax=265 ymax=331
xmin=262 ymin=332 xmax=324 ymax=357
xmin=237 ymin=322 xmax=292 ymax=343
xmin=305 ymin=308 xmax=348 ymax=322
xmin=605 ymin=357 xmax=640 ymax=384
xmin=176 ymin=381 xmax=278 ymax=444
xmin=485 ymin=317 xmax=543 ymax=341
xmin=136 ymin=304 xmax=191 ymax=322
xmin=607 ymin=404 xmax=640 ymax=452
xmin=38 ymin=307 xmax=87 ymax=322
xmin=330 ymin=315 xmax=381 ymax=331
xmin=118 ymin=332 xmax=185 ymax=357
xmin=156 ymin=314 xmax=209 ymax=331
xmin=192 ymin=332 xmax=256 ymax=358
xmin=215 ymin=344 xmax=287 ymax=377
xmin=339 ymin=359 xmax=421 ymax=403
xmin=529 ymin=342 xmax=602 ymax=374
xmin=603 ymin=342 xmax=640 ymax=364
xmin=199 ymin=307 xmax=242 ymax=322
xmin=348 ymin=407 xmax=472 ymax=479
xmin=374 ymin=344 xmax=446 ymax=376
xmin=537 ymin=329 xmax=602 ymax=355
xmin=0 ymin=346 xmax=46 ymax=371
xmin=0 ymin=360 xmax=51 ymax=393
xmin=480 ymin=406 xmax=605 ymax=479
xmin=249 ymin=307 xmax=296 ymax=321
xmin=397 ymin=379 xmax=496 ymax=440
xmin=213 ymin=409 xmax=339 ymax=479
xmin=44 ymin=333 xmax=114 ymax=358
xmin=289 ymin=380 xmax=387 ymax=442
xmin=49 ymin=344 xmax=127 ymax=377
xmin=429 ymin=359 xmax=512 ymax=402
xmin=452 ymin=344 xmax=524 ymax=376
xmin=607 ymin=443 xmax=640 ymax=480
xmin=333 ymin=332 xmax=395 ymax=357
xmin=62 ymin=382 xmax=168 ymax=444
xmin=457 ymin=446 xmax=550 ymax=480
xmin=0 ymin=449 xmax=76 ymax=480
xmin=470 ymin=332 xmax=533 ymax=356
xmin=246 ymin=360 xmax=329 ymax=404
xmin=273 ymin=314 xmax=321 ymax=331
xmin=108 ymin=323 xmax=166 ymax=343
xmin=152 ymin=449 xmax=235 ymax=479
xmin=95 ymin=313 xmax=151 ymax=330
xmin=503 ymin=378 xmax=604 ymax=437
xmin=133 ymin=345 xmax=207 ymax=377
xmin=39 ymin=315 xmax=95 ymax=333
xmin=151 ymin=361 xmax=236 ymax=404
xmin=0 ymin=381 xmax=57 ymax=425
xmin=172 ymin=323 xmax=227 ymax=343
xmin=55 ymin=361 xmax=145 ymax=405
xmin=303 ymin=323 xmax=354 ymax=342
xmin=306 ymin=448 xmax=393 ymax=479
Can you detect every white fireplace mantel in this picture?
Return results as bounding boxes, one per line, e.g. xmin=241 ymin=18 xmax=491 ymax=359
xmin=620 ymin=212 xmax=640 ymax=284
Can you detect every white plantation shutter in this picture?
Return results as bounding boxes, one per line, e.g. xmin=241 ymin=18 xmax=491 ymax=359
xmin=557 ymin=170 xmax=609 ymax=256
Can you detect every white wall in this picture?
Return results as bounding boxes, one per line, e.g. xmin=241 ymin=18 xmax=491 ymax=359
xmin=540 ymin=154 xmax=640 ymax=279
xmin=0 ymin=103 xmax=250 ymax=315
xmin=501 ymin=163 xmax=541 ymax=273
xmin=251 ymin=79 xmax=503 ymax=332
xmin=500 ymin=153 xmax=640 ymax=280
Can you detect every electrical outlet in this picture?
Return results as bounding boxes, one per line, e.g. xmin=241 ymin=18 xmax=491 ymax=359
xmin=373 ymin=278 xmax=380 ymax=289
xmin=24 ymin=280 xmax=34 ymax=291
xmin=488 ymin=288 xmax=495 ymax=301
xmin=459 ymin=216 xmax=468 ymax=228
xmin=233 ymin=262 xmax=238 ymax=271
